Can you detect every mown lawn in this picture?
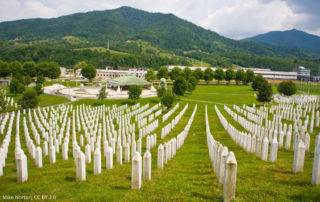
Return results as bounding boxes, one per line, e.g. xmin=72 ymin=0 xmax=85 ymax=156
xmin=0 ymin=85 xmax=319 ymax=201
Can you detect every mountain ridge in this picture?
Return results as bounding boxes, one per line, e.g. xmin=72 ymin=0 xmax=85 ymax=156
xmin=0 ymin=6 xmax=319 ymax=74
xmin=247 ymin=29 xmax=320 ymax=55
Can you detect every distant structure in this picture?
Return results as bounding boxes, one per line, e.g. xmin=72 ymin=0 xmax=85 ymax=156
xmin=166 ymin=65 xmax=319 ymax=82
xmin=295 ymin=66 xmax=311 ymax=81
xmin=235 ymin=67 xmax=298 ymax=80
xmin=106 ymin=75 xmax=156 ymax=97
xmin=60 ymin=67 xmax=67 ymax=77
xmin=167 ymin=65 xmax=210 ymax=71
xmin=106 ymin=75 xmax=151 ymax=88
xmin=0 ymin=79 xmax=11 ymax=86
xmin=70 ymin=67 xmax=148 ymax=80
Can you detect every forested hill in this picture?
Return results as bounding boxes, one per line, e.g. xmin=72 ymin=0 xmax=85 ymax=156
xmin=248 ymin=29 xmax=320 ymax=55
xmin=0 ymin=6 xmax=319 ymax=74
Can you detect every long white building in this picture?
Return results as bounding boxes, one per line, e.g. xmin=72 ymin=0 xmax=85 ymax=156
xmin=167 ymin=65 xmax=299 ymax=80
xmin=235 ymin=67 xmax=298 ymax=80
xmin=72 ymin=67 xmax=147 ymax=80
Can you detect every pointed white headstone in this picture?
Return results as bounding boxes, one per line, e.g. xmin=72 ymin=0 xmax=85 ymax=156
xmin=312 ymin=144 xmax=320 ymax=185
xmin=93 ymin=148 xmax=101 ymax=175
xmin=49 ymin=146 xmax=56 ymax=164
xmin=157 ymin=144 xmax=164 ymax=168
xmin=223 ymin=152 xmax=237 ymax=202
xmin=261 ymin=137 xmax=269 ymax=161
xmin=143 ymin=150 xmax=151 ymax=180
xmin=269 ymin=136 xmax=278 ymax=162
xmin=16 ymin=152 xmax=28 ymax=183
xmin=85 ymin=144 xmax=91 ymax=164
xmin=76 ymin=151 xmax=86 ymax=181
xmin=35 ymin=146 xmax=42 ymax=168
xmin=131 ymin=152 xmax=142 ymax=189
xmin=106 ymin=147 xmax=113 ymax=169
xmin=293 ymin=140 xmax=306 ymax=174
xmin=218 ymin=146 xmax=228 ymax=185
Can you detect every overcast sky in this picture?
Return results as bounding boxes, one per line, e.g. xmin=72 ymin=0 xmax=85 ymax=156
xmin=0 ymin=0 xmax=319 ymax=39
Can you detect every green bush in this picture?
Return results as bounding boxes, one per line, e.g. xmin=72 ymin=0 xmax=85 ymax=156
xmin=277 ymin=81 xmax=297 ymax=96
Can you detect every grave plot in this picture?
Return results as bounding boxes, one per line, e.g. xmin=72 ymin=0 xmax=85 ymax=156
xmin=215 ymin=94 xmax=320 ymax=185
xmin=205 ymin=105 xmax=237 ymax=201
xmin=131 ymin=104 xmax=197 ymax=190
xmin=0 ymin=100 xmax=197 ymax=193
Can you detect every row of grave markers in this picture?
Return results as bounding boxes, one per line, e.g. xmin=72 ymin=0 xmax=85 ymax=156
xmin=132 ymin=104 xmax=197 ymax=189
xmin=216 ymin=102 xmax=320 ymax=185
xmin=205 ymin=105 xmax=237 ymax=202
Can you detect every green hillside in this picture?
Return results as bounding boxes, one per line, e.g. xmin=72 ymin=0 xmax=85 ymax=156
xmin=248 ymin=29 xmax=320 ymax=55
xmin=0 ymin=6 xmax=319 ymax=74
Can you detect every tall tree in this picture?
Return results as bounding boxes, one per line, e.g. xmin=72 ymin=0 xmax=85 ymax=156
xmin=9 ymin=79 xmax=25 ymax=94
xmin=22 ymin=61 xmax=37 ymax=77
xmin=36 ymin=62 xmax=61 ymax=79
xmin=214 ymin=68 xmax=225 ymax=84
xmin=128 ymin=85 xmax=142 ymax=104
xmin=235 ymin=69 xmax=245 ymax=85
xmin=157 ymin=85 xmax=166 ymax=98
xmin=161 ymin=89 xmax=176 ymax=109
xmin=0 ymin=60 xmax=10 ymax=78
xmin=173 ymin=76 xmax=187 ymax=99
xmin=34 ymin=83 xmax=43 ymax=95
xmin=245 ymin=70 xmax=255 ymax=84
xmin=9 ymin=61 xmax=23 ymax=77
xmin=251 ymin=74 xmax=265 ymax=91
xmin=203 ymin=67 xmax=214 ymax=84
xmin=277 ymin=81 xmax=297 ymax=96
xmin=0 ymin=89 xmax=7 ymax=113
xmin=194 ymin=68 xmax=203 ymax=82
xmin=19 ymin=88 xmax=39 ymax=109
xmin=23 ymin=75 xmax=32 ymax=86
xmin=183 ymin=67 xmax=193 ymax=81
xmin=145 ymin=68 xmax=156 ymax=82
xmin=257 ymin=80 xmax=273 ymax=103
xmin=74 ymin=61 xmax=87 ymax=78
xmin=225 ymin=68 xmax=235 ymax=85
xmin=187 ymin=76 xmax=197 ymax=93
xmin=97 ymin=86 xmax=107 ymax=103
xmin=157 ymin=66 xmax=168 ymax=80
xmin=47 ymin=62 xmax=61 ymax=79
xmin=36 ymin=75 xmax=45 ymax=85
xmin=81 ymin=64 xmax=97 ymax=82
xmin=169 ymin=67 xmax=182 ymax=80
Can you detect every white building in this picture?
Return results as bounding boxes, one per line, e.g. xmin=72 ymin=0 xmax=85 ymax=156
xmin=167 ymin=65 xmax=299 ymax=80
xmin=167 ymin=65 xmax=213 ymax=71
xmin=75 ymin=67 xmax=147 ymax=80
xmin=234 ymin=67 xmax=298 ymax=80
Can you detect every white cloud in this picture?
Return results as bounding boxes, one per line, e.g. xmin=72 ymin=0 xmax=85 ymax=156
xmin=0 ymin=0 xmax=318 ymax=39
xmin=25 ymin=0 xmax=57 ymax=18
xmin=200 ymin=0 xmax=309 ymax=39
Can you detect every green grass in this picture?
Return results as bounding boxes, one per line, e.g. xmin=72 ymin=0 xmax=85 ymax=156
xmin=1 ymin=87 xmax=71 ymax=111
xmin=43 ymin=80 xmax=80 ymax=87
xmin=183 ymin=85 xmax=259 ymax=106
xmin=38 ymin=94 xmax=70 ymax=107
xmin=271 ymin=81 xmax=320 ymax=95
xmin=0 ymin=85 xmax=319 ymax=201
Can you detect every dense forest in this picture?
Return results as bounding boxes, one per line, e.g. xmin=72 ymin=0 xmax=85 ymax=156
xmin=0 ymin=46 xmax=190 ymax=69
xmin=0 ymin=6 xmax=319 ymax=74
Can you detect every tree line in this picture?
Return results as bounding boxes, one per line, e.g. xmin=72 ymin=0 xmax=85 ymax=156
xmin=184 ymin=51 xmax=320 ymax=75
xmin=0 ymin=60 xmax=60 ymax=109
xmin=0 ymin=46 xmax=190 ymax=70
xmin=146 ymin=66 xmax=256 ymax=85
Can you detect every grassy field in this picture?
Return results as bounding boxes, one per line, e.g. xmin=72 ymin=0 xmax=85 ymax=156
xmin=0 ymin=85 xmax=319 ymax=201
xmin=1 ymin=87 xmax=71 ymax=112
xmin=270 ymin=80 xmax=320 ymax=95
xmin=43 ymin=80 xmax=80 ymax=87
